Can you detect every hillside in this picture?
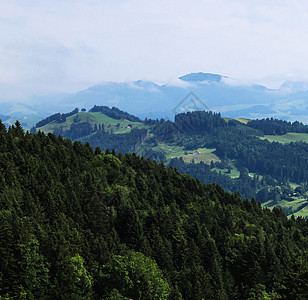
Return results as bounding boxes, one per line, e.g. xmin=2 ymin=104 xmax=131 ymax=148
xmin=33 ymin=107 xmax=308 ymax=218
xmin=0 ymin=121 xmax=307 ymax=299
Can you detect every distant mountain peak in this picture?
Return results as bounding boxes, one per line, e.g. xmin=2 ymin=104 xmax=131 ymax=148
xmin=179 ymin=72 xmax=227 ymax=83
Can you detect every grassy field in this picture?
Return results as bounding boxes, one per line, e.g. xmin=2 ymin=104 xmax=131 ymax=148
xmin=152 ymin=143 xmax=221 ymax=164
xmin=289 ymin=183 xmax=300 ymax=189
xmin=260 ymin=132 xmax=308 ymax=144
xmin=295 ymin=205 xmax=308 ymax=218
xmin=181 ymin=148 xmax=220 ymax=164
xmin=223 ymin=117 xmax=250 ymax=124
xmin=155 ymin=143 xmax=245 ymax=178
xmin=263 ymin=198 xmax=308 ymax=218
xmin=263 ymin=198 xmax=306 ymax=210
xmin=37 ymin=112 xmax=148 ymax=135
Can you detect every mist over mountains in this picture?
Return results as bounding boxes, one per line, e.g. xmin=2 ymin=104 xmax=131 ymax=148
xmin=2 ymin=72 xmax=308 ymax=128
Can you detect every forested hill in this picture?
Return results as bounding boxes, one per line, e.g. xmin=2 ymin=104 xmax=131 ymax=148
xmin=32 ymin=107 xmax=308 ymax=217
xmin=0 ymin=121 xmax=307 ymax=299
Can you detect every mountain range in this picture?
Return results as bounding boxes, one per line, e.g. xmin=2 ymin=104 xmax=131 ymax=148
xmin=2 ymin=72 xmax=308 ymax=128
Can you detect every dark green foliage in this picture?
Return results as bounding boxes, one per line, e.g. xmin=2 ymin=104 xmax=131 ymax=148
xmin=142 ymin=149 xmax=166 ymax=161
xmin=100 ymin=251 xmax=170 ymax=299
xmin=36 ymin=108 xmax=79 ymax=128
xmin=247 ymin=118 xmax=308 ymax=135
xmin=89 ymin=105 xmax=141 ymax=122
xmin=215 ymin=137 xmax=308 ymax=183
xmin=1 ymin=121 xmax=307 ymax=299
xmin=174 ymin=111 xmax=227 ymax=134
xmin=64 ymin=122 xmax=93 ymax=139
xmin=152 ymin=111 xmax=226 ymax=142
xmin=80 ymin=128 xmax=147 ymax=154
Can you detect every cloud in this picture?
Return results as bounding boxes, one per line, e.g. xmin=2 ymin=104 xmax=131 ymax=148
xmin=221 ymin=77 xmax=249 ymax=87
xmin=165 ymin=77 xmax=193 ymax=88
xmin=1 ymin=0 xmax=308 ymax=101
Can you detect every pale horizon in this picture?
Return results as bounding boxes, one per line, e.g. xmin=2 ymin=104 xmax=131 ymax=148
xmin=1 ymin=0 xmax=308 ymax=101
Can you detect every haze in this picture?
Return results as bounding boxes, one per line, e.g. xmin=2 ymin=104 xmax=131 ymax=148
xmin=1 ymin=0 xmax=308 ymax=101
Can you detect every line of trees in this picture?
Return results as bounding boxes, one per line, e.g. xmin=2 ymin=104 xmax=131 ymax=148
xmin=35 ymin=108 xmax=79 ymax=128
xmin=89 ymin=105 xmax=141 ymax=122
xmin=247 ymin=118 xmax=308 ymax=135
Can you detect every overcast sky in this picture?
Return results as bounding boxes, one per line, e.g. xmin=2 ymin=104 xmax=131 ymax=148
xmin=1 ymin=0 xmax=308 ymax=101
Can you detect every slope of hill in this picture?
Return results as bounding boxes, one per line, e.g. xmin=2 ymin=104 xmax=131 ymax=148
xmin=33 ymin=107 xmax=308 ymax=218
xmin=0 ymin=110 xmax=42 ymax=130
xmin=0 ymin=121 xmax=307 ymax=299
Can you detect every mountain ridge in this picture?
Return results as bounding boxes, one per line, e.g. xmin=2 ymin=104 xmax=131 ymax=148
xmin=2 ymin=72 xmax=308 ymax=128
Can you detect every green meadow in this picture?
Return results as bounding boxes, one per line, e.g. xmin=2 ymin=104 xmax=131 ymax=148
xmin=260 ymin=132 xmax=308 ymax=143
xmin=263 ymin=197 xmax=308 ymax=218
xmin=152 ymin=143 xmax=221 ymax=164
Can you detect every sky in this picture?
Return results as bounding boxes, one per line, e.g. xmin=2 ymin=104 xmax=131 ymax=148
xmin=1 ymin=0 xmax=308 ymax=101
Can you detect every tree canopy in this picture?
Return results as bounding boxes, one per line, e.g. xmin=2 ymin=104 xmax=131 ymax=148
xmin=0 ymin=121 xmax=307 ymax=299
